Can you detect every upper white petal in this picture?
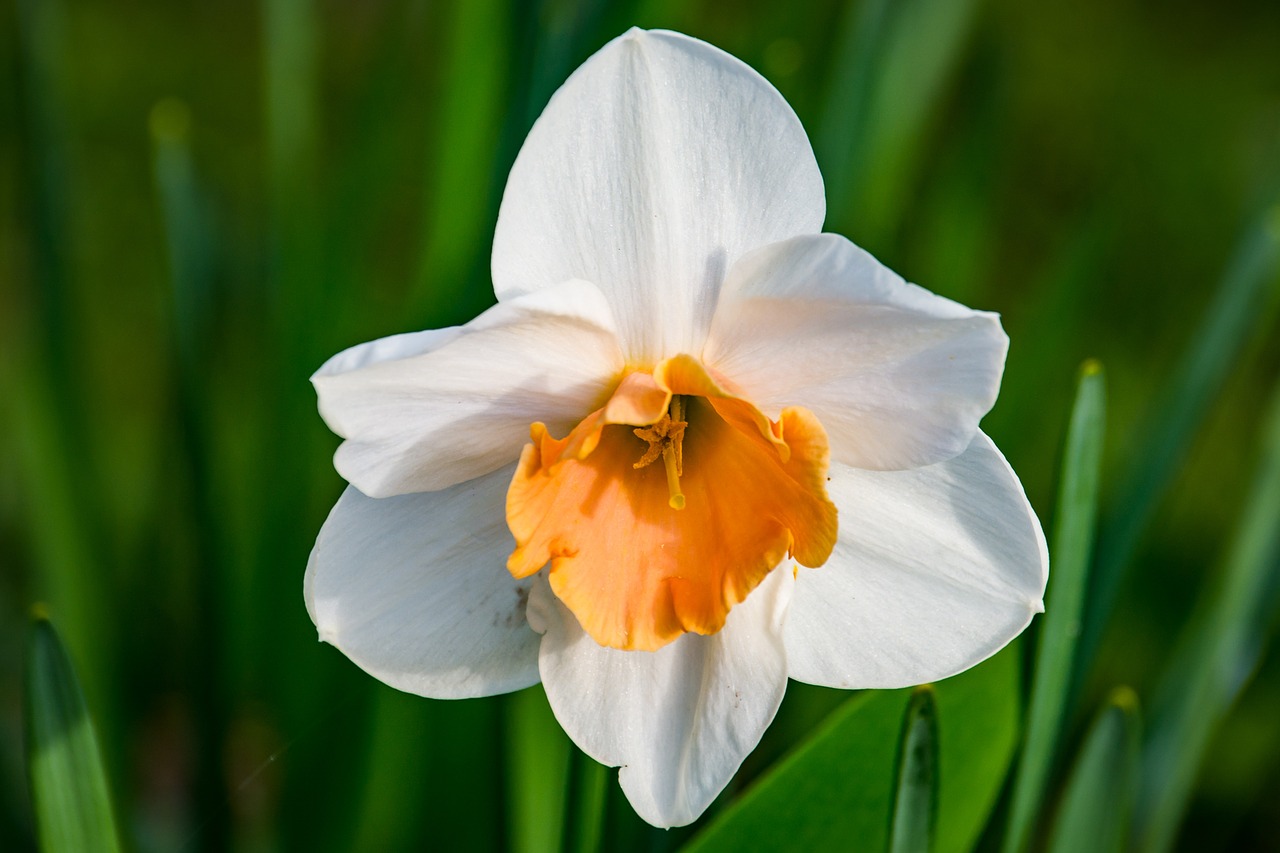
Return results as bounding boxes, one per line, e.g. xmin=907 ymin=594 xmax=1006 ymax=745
xmin=305 ymin=466 xmax=540 ymax=699
xmin=492 ymin=28 xmax=825 ymax=364
xmin=704 ymin=233 xmax=1009 ymax=470
xmin=313 ymin=280 xmax=625 ymax=497
xmin=784 ymin=432 xmax=1048 ymax=689
xmin=528 ymin=565 xmax=793 ymax=828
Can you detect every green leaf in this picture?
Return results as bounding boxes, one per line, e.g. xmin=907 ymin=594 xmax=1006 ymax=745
xmin=933 ymin=646 xmax=1022 ymax=853
xmin=262 ymin=0 xmax=326 ymax=367
xmin=819 ymin=0 xmax=981 ymax=245
xmin=24 ymin=613 xmax=121 ymax=853
xmin=681 ymin=646 xmax=1019 ymax=853
xmin=1004 ymin=361 xmax=1107 ymax=853
xmin=889 ymin=687 xmax=939 ymax=853
xmin=814 ymin=0 xmax=890 ymax=221
xmin=1134 ymin=378 xmax=1280 ymax=853
xmin=1077 ymin=203 xmax=1280 ymax=691
xmin=1047 ymin=688 xmax=1141 ymax=853
xmin=410 ymin=0 xmax=513 ymax=323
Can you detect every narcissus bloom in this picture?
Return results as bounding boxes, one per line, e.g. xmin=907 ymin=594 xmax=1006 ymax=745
xmin=306 ymin=28 xmax=1047 ymax=828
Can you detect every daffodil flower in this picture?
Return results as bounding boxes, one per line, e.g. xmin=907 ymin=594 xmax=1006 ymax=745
xmin=305 ymin=28 xmax=1047 ymax=828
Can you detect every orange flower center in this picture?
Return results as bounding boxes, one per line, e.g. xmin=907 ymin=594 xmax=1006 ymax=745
xmin=631 ymin=396 xmax=688 ymax=510
xmin=505 ymin=354 xmax=838 ymax=651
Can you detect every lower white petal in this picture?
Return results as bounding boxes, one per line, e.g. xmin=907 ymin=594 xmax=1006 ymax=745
xmin=784 ymin=432 xmax=1047 ymax=689
xmin=313 ymin=279 xmax=625 ymax=498
xmin=705 ymin=234 xmax=1008 ymax=471
xmin=528 ymin=566 xmax=793 ymax=828
xmin=306 ymin=466 xmax=540 ymax=699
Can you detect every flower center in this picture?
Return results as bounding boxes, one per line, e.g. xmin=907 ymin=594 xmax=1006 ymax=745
xmin=505 ymin=354 xmax=838 ymax=651
xmin=631 ymin=396 xmax=688 ymax=510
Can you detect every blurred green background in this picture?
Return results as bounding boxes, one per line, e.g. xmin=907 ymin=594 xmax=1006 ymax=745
xmin=3 ymin=0 xmax=1279 ymax=850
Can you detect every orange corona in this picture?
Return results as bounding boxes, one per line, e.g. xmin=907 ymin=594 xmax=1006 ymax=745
xmin=506 ymin=354 xmax=838 ymax=652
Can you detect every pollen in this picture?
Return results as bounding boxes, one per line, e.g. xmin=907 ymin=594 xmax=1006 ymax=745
xmin=632 ymin=396 xmax=687 ymax=509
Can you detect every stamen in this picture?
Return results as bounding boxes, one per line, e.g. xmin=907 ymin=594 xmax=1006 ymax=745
xmin=663 ymin=445 xmax=685 ymax=510
xmin=669 ymin=397 xmax=685 ymax=473
xmin=632 ymin=396 xmax=688 ymax=510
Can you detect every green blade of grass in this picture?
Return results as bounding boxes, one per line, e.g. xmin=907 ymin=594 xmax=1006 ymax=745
xmin=409 ymin=0 xmax=512 ymax=324
xmin=1134 ymin=378 xmax=1280 ymax=853
xmin=24 ymin=613 xmax=121 ymax=853
xmin=565 ymin=748 xmax=609 ymax=853
xmin=506 ymin=687 xmax=607 ymax=853
xmin=1047 ymin=688 xmax=1141 ymax=853
xmin=1003 ymin=361 xmax=1107 ymax=853
xmin=504 ymin=687 xmax=572 ymax=853
xmin=1076 ymin=203 xmax=1280 ymax=695
xmin=814 ymin=0 xmax=890 ymax=218
xmin=346 ymin=689 xmax=436 ymax=852
xmin=12 ymin=0 xmax=117 ymax=725
xmin=889 ymin=687 xmax=939 ymax=853
xmin=263 ymin=0 xmax=324 ymax=364
xmin=819 ymin=0 xmax=981 ymax=246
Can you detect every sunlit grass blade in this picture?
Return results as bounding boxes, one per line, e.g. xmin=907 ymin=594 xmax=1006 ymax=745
xmin=888 ymin=687 xmax=939 ymax=853
xmin=1003 ymin=361 xmax=1107 ymax=853
xmin=681 ymin=646 xmax=1019 ymax=853
xmin=346 ymin=692 xmax=503 ymax=851
xmin=24 ymin=613 xmax=122 ymax=853
xmin=1047 ymin=688 xmax=1141 ymax=853
xmin=565 ymin=749 xmax=608 ymax=853
xmin=346 ymin=690 xmax=436 ymax=851
xmin=505 ymin=688 xmax=571 ymax=853
xmin=409 ymin=0 xmax=512 ymax=324
xmin=1076 ymin=202 xmax=1280 ymax=692
xmin=814 ymin=0 xmax=889 ymax=218
xmin=819 ymin=0 xmax=980 ymax=245
xmin=1133 ymin=379 xmax=1280 ymax=853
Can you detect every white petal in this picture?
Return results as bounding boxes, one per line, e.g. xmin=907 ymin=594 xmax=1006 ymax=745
xmin=784 ymin=433 xmax=1047 ymax=689
xmin=314 ymin=280 xmax=625 ymax=497
xmin=305 ymin=466 xmax=541 ymax=699
xmin=316 ymin=326 xmax=465 ymax=376
xmin=492 ymin=28 xmax=825 ymax=364
xmin=529 ymin=565 xmax=793 ymax=828
xmin=704 ymin=233 xmax=1009 ymax=470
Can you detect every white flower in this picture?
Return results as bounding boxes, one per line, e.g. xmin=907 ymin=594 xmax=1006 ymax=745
xmin=305 ymin=28 xmax=1047 ymax=828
